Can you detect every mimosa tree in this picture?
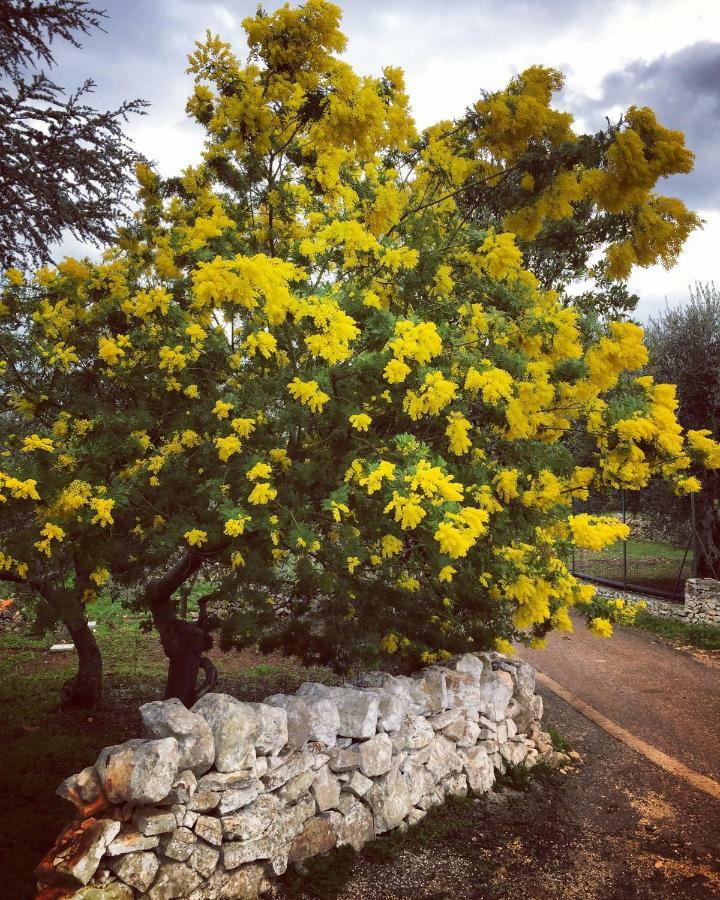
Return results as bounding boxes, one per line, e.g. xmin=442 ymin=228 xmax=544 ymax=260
xmin=1 ymin=0 xmax=718 ymax=708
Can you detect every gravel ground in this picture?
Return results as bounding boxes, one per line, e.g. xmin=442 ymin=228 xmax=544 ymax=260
xmin=272 ymin=686 xmax=720 ymax=899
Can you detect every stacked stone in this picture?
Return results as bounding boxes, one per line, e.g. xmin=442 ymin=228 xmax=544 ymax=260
xmin=684 ymin=578 xmax=720 ymax=624
xmin=595 ymin=578 xmax=720 ymax=626
xmin=37 ymin=652 xmax=559 ymax=899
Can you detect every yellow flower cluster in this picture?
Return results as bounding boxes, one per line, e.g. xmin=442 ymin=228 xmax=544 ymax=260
xmin=288 ymin=378 xmax=330 ymax=413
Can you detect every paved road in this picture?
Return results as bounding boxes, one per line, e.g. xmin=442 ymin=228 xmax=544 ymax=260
xmin=521 ymin=613 xmax=720 ymax=782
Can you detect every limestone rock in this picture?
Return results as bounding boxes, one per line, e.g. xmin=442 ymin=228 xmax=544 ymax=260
xmin=140 ymin=698 xmax=214 ymax=776
xmin=203 ymin=863 xmax=267 ymax=899
xmin=51 ymin=818 xmax=121 ymax=887
xmin=108 ymin=851 xmax=159 ymax=892
xmin=278 ymin=769 xmax=316 ymax=803
xmin=464 ymin=746 xmax=495 ymax=794
xmin=162 ymin=769 xmax=197 ymax=805
xmin=95 ymin=738 xmax=179 ymax=805
xmin=325 ymin=796 xmax=375 ymax=851
xmin=262 ymin=751 xmax=314 ymax=791
xmin=358 ymin=732 xmax=393 ymax=778
xmin=442 ymin=715 xmax=467 ymax=742
xmin=192 ymin=694 xmax=259 ymax=773
xmin=187 ymin=789 xmax=219 ymax=813
xmin=264 ymin=694 xmax=312 ymax=750
xmin=425 ymin=736 xmax=463 ymax=782
xmin=346 ymin=770 xmax=373 ymax=797
xmin=311 ymin=765 xmax=341 ymax=812
xmin=188 ymin=838 xmax=220 ymax=879
xmin=500 ymin=741 xmax=528 ymax=767
xmin=441 ymin=668 xmax=485 ymax=711
xmin=250 ymin=703 xmax=288 ymax=756
xmin=147 ymin=861 xmax=202 ymax=899
xmin=288 ymin=816 xmax=336 ymax=863
xmin=106 ymin=828 xmax=160 ymax=857
xmin=328 ymin=746 xmax=360 ymax=772
xmin=221 ymin=794 xmax=282 ymax=842
xmin=306 ymin=697 xmax=341 ymax=747
xmin=132 ymin=808 xmax=178 ymax=837
xmin=216 ymin=777 xmax=262 ymax=815
xmin=297 ymin=683 xmax=379 ymax=739
xmin=158 ymin=827 xmax=196 ymax=862
xmin=371 ymin=690 xmax=406 ymax=733
xmin=428 ymin=709 xmax=462 ymax=730
xmin=222 ymin=797 xmax=315 ymax=874
xmin=454 ymin=653 xmax=485 ymax=679
xmin=194 ymin=815 xmax=222 ymax=847
xmin=56 ymin=767 xmax=106 ymax=815
xmin=394 ymin=715 xmax=434 ymax=751
xmin=67 ymin=884 xmax=133 ymax=899
xmin=476 ymin=674 xmax=513 ymax=722
xmin=366 ymin=767 xmax=411 ymax=833
xmin=412 ymin=668 xmax=448 ymax=713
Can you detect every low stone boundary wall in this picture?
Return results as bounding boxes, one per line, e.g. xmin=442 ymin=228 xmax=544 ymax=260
xmin=36 ymin=652 xmax=562 ymax=899
xmin=596 ymin=578 xmax=720 ymax=626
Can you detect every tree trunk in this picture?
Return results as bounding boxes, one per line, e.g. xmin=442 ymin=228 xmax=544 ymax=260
xmin=146 ymin=550 xmax=219 ymax=708
xmin=157 ymin=617 xmax=216 ymax=708
xmin=60 ymin=618 xmax=103 ymax=709
xmin=696 ymin=491 xmax=720 ymax=578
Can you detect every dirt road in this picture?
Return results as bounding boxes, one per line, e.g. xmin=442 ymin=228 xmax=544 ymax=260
xmin=277 ymin=621 xmax=720 ymax=899
xmin=521 ymin=614 xmax=720 ymax=781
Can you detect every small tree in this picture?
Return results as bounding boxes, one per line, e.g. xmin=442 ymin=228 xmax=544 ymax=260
xmin=646 ymin=284 xmax=720 ymax=577
xmin=0 ymin=0 xmax=147 ymax=271
xmin=1 ymin=0 xmax=718 ymax=708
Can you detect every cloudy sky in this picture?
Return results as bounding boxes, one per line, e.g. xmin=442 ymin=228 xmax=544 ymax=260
xmin=49 ymin=0 xmax=720 ymax=321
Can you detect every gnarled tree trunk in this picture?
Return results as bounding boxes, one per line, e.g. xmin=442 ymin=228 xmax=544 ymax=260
xmin=696 ymin=487 xmax=720 ymax=579
xmin=60 ymin=618 xmax=103 ymax=709
xmin=147 ymin=550 xmax=219 ymax=708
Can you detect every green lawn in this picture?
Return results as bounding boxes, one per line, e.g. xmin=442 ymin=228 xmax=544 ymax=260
xmin=0 ymin=596 xmax=334 ymax=899
xmin=572 ymin=537 xmax=693 ymax=594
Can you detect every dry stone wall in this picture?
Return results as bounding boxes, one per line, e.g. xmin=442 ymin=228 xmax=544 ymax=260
xmin=596 ymin=578 xmax=720 ymax=626
xmin=37 ymin=651 xmax=562 ymax=899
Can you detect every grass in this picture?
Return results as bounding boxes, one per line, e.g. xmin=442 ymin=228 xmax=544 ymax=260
xmin=547 ymin=723 xmax=573 ymax=754
xmin=0 ymin=595 xmax=336 ymax=900
xmin=572 ymin=537 xmax=693 ymax=593
xmin=632 ymin=609 xmax=720 ymax=651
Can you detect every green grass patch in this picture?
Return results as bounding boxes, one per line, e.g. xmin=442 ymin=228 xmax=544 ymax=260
xmin=547 ymin=724 xmax=573 ymax=754
xmin=632 ymin=609 xmax=720 ymax=651
xmin=0 ymin=598 xmax=334 ymax=899
xmin=572 ymin=537 xmax=693 ymax=593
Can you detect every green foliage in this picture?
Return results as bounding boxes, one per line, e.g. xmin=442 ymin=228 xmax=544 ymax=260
xmin=633 ymin=609 xmax=720 ymax=651
xmin=547 ymin=723 xmax=573 ymax=754
xmin=0 ymin=0 xmax=147 ymax=271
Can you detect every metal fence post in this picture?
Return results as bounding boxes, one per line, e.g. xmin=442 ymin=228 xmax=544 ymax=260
xmin=691 ymin=492 xmax=699 ymax=579
xmin=621 ymin=488 xmax=627 ymax=588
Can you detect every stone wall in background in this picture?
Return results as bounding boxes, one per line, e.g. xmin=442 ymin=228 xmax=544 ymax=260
xmin=596 ymin=577 xmax=720 ymax=626
xmin=36 ymin=651 xmax=565 ymax=899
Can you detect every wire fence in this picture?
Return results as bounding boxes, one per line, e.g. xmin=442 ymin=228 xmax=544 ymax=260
xmin=569 ymin=483 xmax=703 ymax=601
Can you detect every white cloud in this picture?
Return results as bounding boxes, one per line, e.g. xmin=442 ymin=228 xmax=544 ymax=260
xmin=629 ymin=210 xmax=719 ymax=322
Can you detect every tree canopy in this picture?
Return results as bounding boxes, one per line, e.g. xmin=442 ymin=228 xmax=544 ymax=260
xmin=646 ymin=284 xmax=720 ymax=577
xmin=0 ymin=0 xmax=147 ymax=270
xmin=1 ymin=0 xmax=717 ymax=707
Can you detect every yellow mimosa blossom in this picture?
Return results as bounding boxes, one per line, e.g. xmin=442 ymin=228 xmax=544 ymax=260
xmin=22 ymin=434 xmax=53 ymax=453
xmin=248 ymin=482 xmax=277 ymax=505
xmin=349 ymin=413 xmax=371 ymax=432
xmin=246 ymin=462 xmax=272 ymax=481
xmin=184 ymin=529 xmax=208 ymax=547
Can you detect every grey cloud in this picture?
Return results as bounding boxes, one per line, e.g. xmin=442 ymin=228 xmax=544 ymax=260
xmin=568 ymin=41 xmax=720 ymax=210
